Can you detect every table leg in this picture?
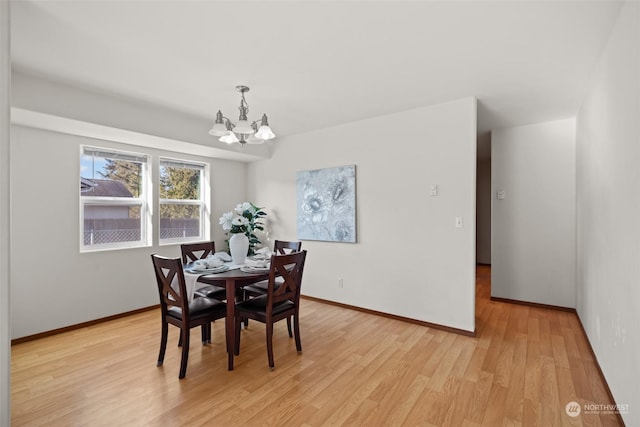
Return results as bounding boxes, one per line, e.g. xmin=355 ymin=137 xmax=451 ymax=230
xmin=225 ymin=278 xmax=235 ymax=371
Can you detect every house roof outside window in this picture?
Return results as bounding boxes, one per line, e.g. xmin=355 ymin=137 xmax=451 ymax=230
xmin=80 ymin=178 xmax=133 ymax=197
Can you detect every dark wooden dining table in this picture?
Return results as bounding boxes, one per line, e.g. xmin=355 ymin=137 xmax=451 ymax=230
xmin=197 ymin=268 xmax=270 ymax=370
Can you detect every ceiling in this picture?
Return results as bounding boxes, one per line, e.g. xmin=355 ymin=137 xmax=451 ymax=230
xmin=10 ymin=0 xmax=622 ymax=150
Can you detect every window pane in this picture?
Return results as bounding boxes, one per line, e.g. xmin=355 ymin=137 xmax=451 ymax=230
xmin=80 ymin=146 xmax=148 ymax=251
xmin=159 ymin=159 xmax=205 ymax=243
xmin=160 ymin=204 xmax=201 ymax=239
xmin=83 ymin=205 xmax=142 ymax=246
xmin=159 ymin=164 xmax=201 ymax=200
xmin=81 ymin=154 xmax=143 ymax=197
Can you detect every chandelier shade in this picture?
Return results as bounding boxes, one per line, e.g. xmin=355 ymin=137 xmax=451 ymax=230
xmin=233 ymin=119 xmax=254 ymax=135
xmin=246 ymin=135 xmax=266 ymax=144
xmin=220 ymin=133 xmax=240 ymax=144
xmin=218 ymin=121 xmax=238 ymax=143
xmin=255 ymin=114 xmax=276 ymax=139
xmin=209 ymin=86 xmax=275 ymax=145
xmin=208 ymin=111 xmax=229 ymax=137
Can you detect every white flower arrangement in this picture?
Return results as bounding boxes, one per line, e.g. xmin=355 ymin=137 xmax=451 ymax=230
xmin=218 ymin=202 xmax=267 ymax=255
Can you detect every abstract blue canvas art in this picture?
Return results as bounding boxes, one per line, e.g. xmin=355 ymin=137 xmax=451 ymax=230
xmin=296 ymin=165 xmax=356 ymax=243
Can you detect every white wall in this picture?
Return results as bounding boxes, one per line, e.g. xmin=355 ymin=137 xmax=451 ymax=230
xmin=248 ymin=97 xmax=477 ymax=332
xmin=1 ymin=0 xmax=12 ymax=423
xmin=492 ymin=119 xmax=576 ymax=308
xmin=10 ymin=124 xmax=246 ymax=338
xmin=576 ymin=2 xmax=640 ymax=425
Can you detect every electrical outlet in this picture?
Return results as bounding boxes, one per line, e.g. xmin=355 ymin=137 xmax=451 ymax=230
xmin=337 ymin=277 xmax=344 ymax=288
xmin=430 ymin=185 xmax=439 ymax=196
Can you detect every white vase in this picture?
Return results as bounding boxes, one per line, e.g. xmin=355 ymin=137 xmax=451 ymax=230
xmin=229 ymin=233 xmax=249 ymax=265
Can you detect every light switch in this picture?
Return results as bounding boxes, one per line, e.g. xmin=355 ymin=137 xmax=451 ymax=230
xmin=430 ymin=185 xmax=439 ymax=196
xmin=455 ymin=217 xmax=463 ymax=228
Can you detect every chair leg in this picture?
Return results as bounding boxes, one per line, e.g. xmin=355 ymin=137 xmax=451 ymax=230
xmin=179 ymin=327 xmax=190 ymax=379
xmin=201 ymin=324 xmax=208 ymax=344
xmin=234 ymin=313 xmax=242 ymax=356
xmin=178 ymin=329 xmax=183 ymax=347
xmin=286 ymin=316 xmax=293 ymax=338
xmin=157 ymin=321 xmax=168 ymax=366
xmin=266 ymin=321 xmax=275 ymax=369
xmin=238 ymin=290 xmax=249 ymax=328
xmin=206 ymin=323 xmax=212 ymax=344
xmin=294 ymin=314 xmax=302 ymax=353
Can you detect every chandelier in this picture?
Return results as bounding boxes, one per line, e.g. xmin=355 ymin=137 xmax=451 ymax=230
xmin=208 ymin=85 xmax=275 ymax=145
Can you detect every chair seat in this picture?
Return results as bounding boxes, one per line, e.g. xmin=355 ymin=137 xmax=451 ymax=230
xmin=243 ymin=277 xmax=284 ymax=295
xmin=168 ymin=297 xmax=226 ymax=320
xmin=236 ymin=294 xmax=294 ymax=316
xmin=194 ymin=284 xmax=227 ymax=300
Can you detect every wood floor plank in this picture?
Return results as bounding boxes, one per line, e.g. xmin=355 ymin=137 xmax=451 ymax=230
xmin=441 ymin=378 xmax=476 ymax=427
xmin=11 ymin=265 xmax=623 ymax=426
xmin=378 ymin=373 xmax=430 ymax=426
xmin=503 ymin=333 xmax=527 ymax=423
xmin=467 ymin=370 xmax=495 ymax=424
xmin=481 ymin=382 xmax=508 ymax=426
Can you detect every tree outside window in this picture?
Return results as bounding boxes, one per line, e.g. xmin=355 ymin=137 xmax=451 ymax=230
xmin=159 ymin=159 xmax=206 ymax=242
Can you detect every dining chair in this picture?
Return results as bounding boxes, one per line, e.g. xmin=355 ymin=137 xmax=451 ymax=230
xmin=243 ymin=240 xmax=302 ymax=297
xmin=151 ymin=254 xmax=227 ymax=379
xmin=234 ymin=250 xmax=307 ymax=369
xmin=242 ymin=240 xmax=303 ymax=330
xmin=180 ymin=241 xmax=227 ymax=300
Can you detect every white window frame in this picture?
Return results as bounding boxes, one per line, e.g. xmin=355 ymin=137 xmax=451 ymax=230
xmin=158 ymin=158 xmax=209 ymax=245
xmin=80 ymin=146 xmax=151 ymax=252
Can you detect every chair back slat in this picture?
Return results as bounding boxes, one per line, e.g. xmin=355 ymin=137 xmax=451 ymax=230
xmin=267 ymin=251 xmax=307 ymax=308
xmin=151 ymin=254 xmax=189 ymax=313
xmin=180 ymin=241 xmax=216 ymax=264
xmin=273 ymin=240 xmax=302 ymax=255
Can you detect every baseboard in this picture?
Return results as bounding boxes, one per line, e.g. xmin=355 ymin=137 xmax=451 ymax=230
xmin=11 ymin=305 xmax=159 ymax=345
xmin=490 ymin=296 xmax=576 ymax=313
xmin=301 ymin=295 xmax=476 ymax=337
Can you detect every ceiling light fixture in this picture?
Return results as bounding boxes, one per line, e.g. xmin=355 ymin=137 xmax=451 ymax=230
xmin=208 ymin=85 xmax=275 ymax=145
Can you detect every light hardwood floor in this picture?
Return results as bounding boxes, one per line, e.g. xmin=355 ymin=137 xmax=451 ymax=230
xmin=11 ymin=266 xmax=621 ymax=426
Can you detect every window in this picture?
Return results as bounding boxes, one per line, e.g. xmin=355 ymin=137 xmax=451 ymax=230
xmin=159 ymin=158 xmax=207 ymax=244
xmin=80 ymin=147 xmax=149 ymax=251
